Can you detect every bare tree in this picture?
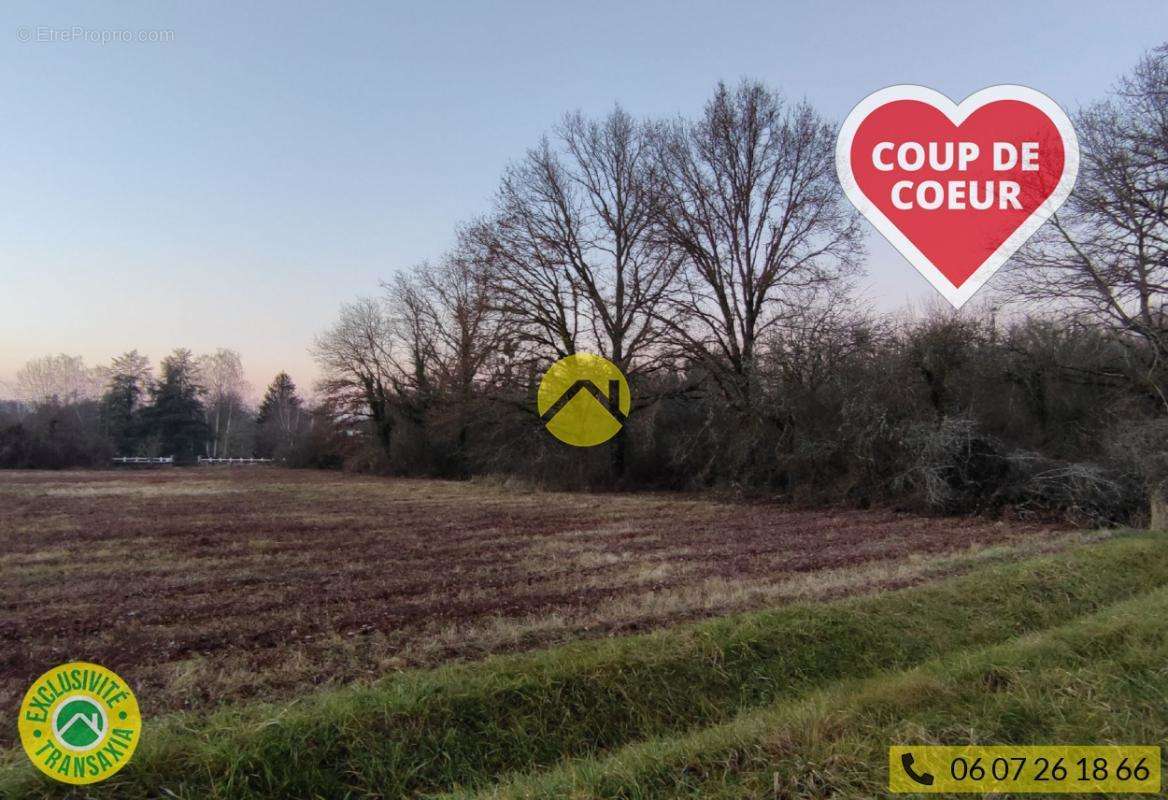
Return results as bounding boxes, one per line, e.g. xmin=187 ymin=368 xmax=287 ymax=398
xmin=314 ymin=258 xmax=512 ymax=469
xmin=312 ymin=298 xmax=400 ymax=454
xmin=1007 ymin=45 xmax=1168 ymax=406
xmin=481 ymin=106 xmax=678 ymax=374
xmin=383 ymin=249 xmax=517 ymax=461
xmin=15 ymin=354 xmax=105 ymax=407
xmin=400 ymin=253 xmax=513 ymax=398
xmin=653 ymin=80 xmax=864 ymax=408
xmin=197 ymin=349 xmax=250 ymax=457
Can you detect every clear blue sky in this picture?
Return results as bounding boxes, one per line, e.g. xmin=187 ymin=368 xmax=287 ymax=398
xmin=2 ymin=1 xmax=1164 ymax=395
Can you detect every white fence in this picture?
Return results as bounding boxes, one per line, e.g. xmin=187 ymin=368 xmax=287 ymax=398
xmin=111 ymin=456 xmax=275 ymax=466
xmin=197 ymin=457 xmax=274 ymax=465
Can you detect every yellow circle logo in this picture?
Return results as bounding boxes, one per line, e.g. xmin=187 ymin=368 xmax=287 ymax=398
xmin=537 ymin=353 xmax=631 ymax=447
xmin=18 ymin=662 xmax=141 ymax=785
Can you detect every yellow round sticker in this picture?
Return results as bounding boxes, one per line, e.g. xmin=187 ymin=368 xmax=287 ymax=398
xmin=18 ymin=662 xmax=141 ymax=785
xmin=537 ymin=353 xmax=631 ymax=447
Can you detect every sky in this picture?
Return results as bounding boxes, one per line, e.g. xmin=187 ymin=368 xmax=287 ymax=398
xmin=1 ymin=1 xmax=1165 ymax=398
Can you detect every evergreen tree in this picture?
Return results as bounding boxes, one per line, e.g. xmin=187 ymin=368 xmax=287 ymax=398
xmin=255 ymin=372 xmax=303 ymax=458
xmin=100 ymin=374 xmax=142 ymax=455
xmin=100 ymin=351 xmax=152 ymax=455
xmin=143 ymin=349 xmax=208 ymax=462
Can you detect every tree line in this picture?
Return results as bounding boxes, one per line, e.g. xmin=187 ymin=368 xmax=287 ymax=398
xmin=0 ymin=349 xmax=325 ymax=468
xmin=4 ymin=45 xmax=1166 ymax=526
xmin=310 ymin=45 xmax=1168 ymax=525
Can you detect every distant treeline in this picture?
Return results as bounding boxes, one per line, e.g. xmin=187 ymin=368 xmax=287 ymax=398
xmin=0 ymin=349 xmax=340 ymax=469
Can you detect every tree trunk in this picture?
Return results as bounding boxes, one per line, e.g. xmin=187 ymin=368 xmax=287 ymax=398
xmin=610 ymin=424 xmax=627 ymax=482
xmin=1149 ymin=480 xmax=1168 ymax=531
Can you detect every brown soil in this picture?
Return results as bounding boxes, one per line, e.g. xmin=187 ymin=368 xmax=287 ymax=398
xmin=0 ymin=467 xmax=1073 ymax=735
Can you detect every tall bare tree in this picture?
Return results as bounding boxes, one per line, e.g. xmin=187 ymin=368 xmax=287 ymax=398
xmin=481 ymin=106 xmax=678 ymax=374
xmin=653 ymin=80 xmax=863 ymax=408
xmin=384 ymin=249 xmax=517 ymax=460
xmin=476 ymin=107 xmax=680 ymax=475
xmin=198 ymin=349 xmax=250 ymax=457
xmin=312 ymin=298 xmax=399 ymax=453
xmin=1007 ymin=45 xmax=1168 ymax=407
xmin=396 ymin=253 xmax=513 ymax=399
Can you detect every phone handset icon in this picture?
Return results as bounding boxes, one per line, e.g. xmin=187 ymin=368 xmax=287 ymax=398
xmin=901 ymin=752 xmax=935 ymax=786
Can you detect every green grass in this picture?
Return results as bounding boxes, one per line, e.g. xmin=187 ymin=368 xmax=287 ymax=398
xmin=3 ymin=534 xmax=1167 ymax=799
xmin=454 ymin=582 xmax=1168 ymax=799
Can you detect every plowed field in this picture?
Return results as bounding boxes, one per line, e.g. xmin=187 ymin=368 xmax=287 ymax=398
xmin=0 ymin=468 xmax=1079 ymax=733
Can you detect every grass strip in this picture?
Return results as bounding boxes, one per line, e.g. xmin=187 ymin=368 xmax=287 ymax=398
xmin=454 ymin=581 xmax=1168 ymax=799
xmin=3 ymin=533 xmax=1166 ymax=799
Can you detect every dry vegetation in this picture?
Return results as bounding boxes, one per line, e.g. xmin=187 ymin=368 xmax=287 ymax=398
xmin=0 ymin=467 xmax=1083 ymax=737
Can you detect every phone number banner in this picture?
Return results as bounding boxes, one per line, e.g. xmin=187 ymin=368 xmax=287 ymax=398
xmin=888 ymin=745 xmax=1161 ymax=794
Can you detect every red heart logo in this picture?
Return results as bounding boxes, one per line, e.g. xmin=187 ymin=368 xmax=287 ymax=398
xmin=836 ymin=85 xmax=1079 ymax=307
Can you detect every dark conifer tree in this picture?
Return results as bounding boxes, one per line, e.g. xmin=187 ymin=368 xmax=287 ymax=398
xmin=142 ymin=349 xmax=208 ymax=462
xmin=255 ymin=372 xmax=303 ymax=458
xmin=100 ymin=374 xmax=142 ymax=455
xmin=100 ymin=350 xmax=153 ymax=456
